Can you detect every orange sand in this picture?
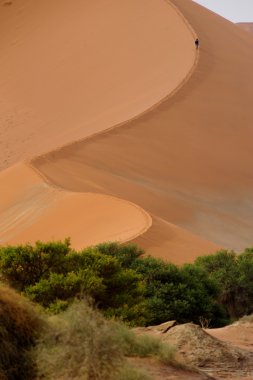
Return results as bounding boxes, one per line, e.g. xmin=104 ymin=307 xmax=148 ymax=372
xmin=0 ymin=163 xmax=151 ymax=248
xmin=0 ymin=0 xmax=200 ymax=256
xmin=207 ymin=322 xmax=253 ymax=353
xmin=0 ymin=0 xmax=195 ymax=171
xmin=33 ymin=0 xmax=253 ymax=260
xmin=3 ymin=0 xmax=253 ymax=262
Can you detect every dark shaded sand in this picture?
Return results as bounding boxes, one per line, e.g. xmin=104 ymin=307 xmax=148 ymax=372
xmin=33 ymin=0 xmax=253 ymax=261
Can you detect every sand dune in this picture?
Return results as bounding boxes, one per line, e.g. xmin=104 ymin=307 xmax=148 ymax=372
xmin=0 ymin=163 xmax=151 ymax=248
xmin=133 ymin=216 xmax=219 ymax=265
xmin=0 ymin=0 xmax=199 ymax=255
xmin=33 ymin=0 xmax=253 ymax=258
xmin=3 ymin=0 xmax=253 ymax=261
xmin=0 ymin=0 xmax=195 ymax=171
xmin=237 ymin=23 xmax=253 ymax=35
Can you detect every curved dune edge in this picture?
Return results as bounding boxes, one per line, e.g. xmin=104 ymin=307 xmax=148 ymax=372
xmin=29 ymin=0 xmax=198 ymax=166
xmin=0 ymin=163 xmax=152 ymax=248
xmin=33 ymin=0 xmax=253 ymax=256
xmin=0 ymin=0 xmax=196 ymax=171
xmin=0 ymin=1 xmax=198 ymax=252
xmin=0 ymin=0 xmax=199 ymax=252
xmin=132 ymin=216 xmax=219 ymax=265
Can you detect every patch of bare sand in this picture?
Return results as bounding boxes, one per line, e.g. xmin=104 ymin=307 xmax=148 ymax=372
xmin=207 ymin=320 xmax=253 ymax=353
xmin=0 ymin=164 xmax=151 ymax=248
xmin=128 ymin=357 xmax=212 ymax=380
xmin=33 ymin=0 xmax=253 ymax=259
xmin=0 ymin=0 xmax=195 ymax=171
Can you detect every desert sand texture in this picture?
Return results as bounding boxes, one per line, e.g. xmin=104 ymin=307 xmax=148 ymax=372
xmin=0 ymin=0 xmax=199 ymax=253
xmin=0 ymin=163 xmax=151 ymax=248
xmin=0 ymin=0 xmax=195 ymax=171
xmin=34 ymin=0 xmax=253 ymax=260
xmin=237 ymin=23 xmax=253 ymax=35
xmin=207 ymin=320 xmax=253 ymax=353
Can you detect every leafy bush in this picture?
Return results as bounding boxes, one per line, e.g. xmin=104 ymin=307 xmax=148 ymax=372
xmin=0 ymin=239 xmax=71 ymax=291
xmin=96 ymin=244 xmax=227 ymax=325
xmin=1 ymin=240 xmax=252 ymax=326
xmin=0 ymin=241 xmax=146 ymax=325
xmin=195 ymin=249 xmax=253 ymax=319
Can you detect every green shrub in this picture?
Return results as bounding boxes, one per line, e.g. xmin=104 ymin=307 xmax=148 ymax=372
xmin=128 ymin=257 xmax=227 ymax=326
xmin=0 ymin=239 xmax=71 ymax=290
xmin=195 ymin=249 xmax=253 ymax=318
xmin=0 ymin=241 xmax=146 ymax=324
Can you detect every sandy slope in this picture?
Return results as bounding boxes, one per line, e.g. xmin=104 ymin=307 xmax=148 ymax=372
xmin=0 ymin=163 xmax=151 ymax=248
xmin=0 ymin=0 xmax=198 ymax=252
xmin=34 ymin=0 xmax=253 ymax=258
xmin=0 ymin=0 xmax=194 ymax=171
xmin=237 ymin=23 xmax=253 ymax=35
xmin=132 ymin=216 xmax=219 ymax=265
xmin=207 ymin=321 xmax=253 ymax=353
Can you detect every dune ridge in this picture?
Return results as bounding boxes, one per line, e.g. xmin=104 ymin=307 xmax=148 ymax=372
xmin=0 ymin=0 xmax=198 ymax=252
xmin=33 ymin=0 xmax=253 ymax=259
xmin=0 ymin=0 xmax=195 ymax=171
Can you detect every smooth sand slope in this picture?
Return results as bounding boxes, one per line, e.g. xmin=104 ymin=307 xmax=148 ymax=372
xmin=237 ymin=23 xmax=253 ymax=35
xmin=0 ymin=0 xmax=196 ymax=251
xmin=0 ymin=163 xmax=151 ymax=248
xmin=34 ymin=0 xmax=253 ymax=258
xmin=0 ymin=0 xmax=194 ymax=171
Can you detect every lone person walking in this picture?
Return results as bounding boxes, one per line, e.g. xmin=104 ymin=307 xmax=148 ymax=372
xmin=195 ymin=38 xmax=199 ymax=49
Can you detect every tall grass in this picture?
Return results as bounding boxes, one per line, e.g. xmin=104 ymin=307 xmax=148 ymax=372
xmin=35 ymin=302 xmax=177 ymax=379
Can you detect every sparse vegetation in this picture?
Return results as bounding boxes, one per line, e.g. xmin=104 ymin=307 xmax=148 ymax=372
xmin=1 ymin=240 xmax=253 ymax=379
xmin=36 ymin=303 xmax=177 ymax=379
xmin=0 ymin=287 xmax=177 ymax=380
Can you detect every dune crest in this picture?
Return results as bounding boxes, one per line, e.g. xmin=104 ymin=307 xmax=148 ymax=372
xmin=0 ymin=0 xmax=195 ymax=171
xmin=33 ymin=0 xmax=253 ymax=257
xmin=0 ymin=0 xmax=199 ymax=253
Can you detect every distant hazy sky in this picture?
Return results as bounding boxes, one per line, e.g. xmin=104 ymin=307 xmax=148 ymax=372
xmin=193 ymin=1 xmax=253 ymax=23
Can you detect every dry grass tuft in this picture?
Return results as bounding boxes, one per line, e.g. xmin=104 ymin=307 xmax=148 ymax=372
xmin=0 ymin=284 xmax=43 ymax=380
xmin=240 ymin=314 xmax=253 ymax=323
xmin=35 ymin=302 xmax=177 ymax=379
